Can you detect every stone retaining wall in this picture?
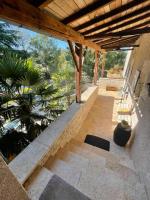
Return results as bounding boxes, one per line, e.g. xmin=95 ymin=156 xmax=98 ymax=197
xmin=9 ymin=86 xmax=98 ymax=184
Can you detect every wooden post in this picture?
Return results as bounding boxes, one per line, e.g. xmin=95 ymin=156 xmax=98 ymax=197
xmin=68 ymin=41 xmax=86 ymax=103
xmin=93 ymin=51 xmax=99 ymax=85
xmin=101 ymin=52 xmax=106 ymax=78
xmin=75 ymin=43 xmax=82 ymax=103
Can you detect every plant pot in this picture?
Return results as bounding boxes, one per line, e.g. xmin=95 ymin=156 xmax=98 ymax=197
xmin=113 ymin=121 xmax=131 ymax=146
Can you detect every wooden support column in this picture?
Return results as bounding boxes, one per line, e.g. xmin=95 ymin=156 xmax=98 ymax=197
xmin=68 ymin=41 xmax=86 ymax=103
xmin=75 ymin=43 xmax=83 ymax=103
xmin=93 ymin=51 xmax=99 ymax=85
xmin=101 ymin=53 xmax=106 ymax=78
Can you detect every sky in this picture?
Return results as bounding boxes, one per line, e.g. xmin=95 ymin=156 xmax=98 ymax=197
xmin=9 ymin=22 xmax=68 ymax=50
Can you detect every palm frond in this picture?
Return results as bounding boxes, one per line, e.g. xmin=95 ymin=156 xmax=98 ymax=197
xmin=0 ymin=51 xmax=28 ymax=82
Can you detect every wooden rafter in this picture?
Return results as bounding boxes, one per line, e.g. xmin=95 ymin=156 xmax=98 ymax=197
xmin=107 ymin=48 xmax=134 ymax=51
xmin=103 ymin=45 xmax=139 ymax=49
xmin=61 ymin=0 xmax=114 ymax=24
xmin=27 ymin=0 xmax=54 ymax=8
xmin=75 ymin=0 xmax=147 ymax=31
xmin=97 ymin=38 xmax=124 ymax=46
xmin=94 ymin=12 xmax=150 ymax=37
xmin=86 ymin=25 xmax=150 ymax=39
xmin=100 ymin=36 xmax=139 ymax=47
xmin=83 ymin=5 xmax=150 ymax=35
xmin=102 ymin=38 xmax=139 ymax=47
xmin=0 ymin=0 xmax=100 ymax=51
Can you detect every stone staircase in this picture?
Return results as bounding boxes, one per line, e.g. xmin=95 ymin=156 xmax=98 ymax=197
xmin=25 ymin=139 xmax=148 ymax=200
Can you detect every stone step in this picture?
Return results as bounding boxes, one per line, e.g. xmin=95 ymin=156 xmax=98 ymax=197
xmin=106 ymin=160 xmax=140 ymax=186
xmin=45 ymin=156 xmax=124 ymax=199
xmin=65 ymin=142 xmax=106 ymax=166
xmin=25 ymin=167 xmax=53 ymax=200
xmin=46 ymin=159 xmax=81 ymax=187
xmin=46 ymin=150 xmax=140 ymax=195
xmin=71 ymin=139 xmax=135 ymax=170
xmin=71 ymin=139 xmax=121 ymax=163
xmin=44 ymin=144 xmax=146 ymax=200
xmin=124 ymin=182 xmax=148 ymax=200
xmin=63 ymin=144 xmax=137 ymax=185
xmin=58 ymin=151 xmax=89 ymax=170
xmin=75 ymin=166 xmax=126 ymax=200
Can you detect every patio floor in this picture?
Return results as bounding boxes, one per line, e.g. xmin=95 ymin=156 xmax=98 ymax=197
xmin=74 ymin=87 xmax=131 ymax=158
xmin=75 ymin=88 xmax=119 ymax=142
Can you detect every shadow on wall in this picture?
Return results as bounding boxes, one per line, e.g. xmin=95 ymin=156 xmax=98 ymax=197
xmin=128 ymin=93 xmax=150 ymax=197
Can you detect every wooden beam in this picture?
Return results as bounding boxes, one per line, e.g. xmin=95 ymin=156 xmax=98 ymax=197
xmin=107 ymin=48 xmax=134 ymax=51
xmin=83 ymin=5 xmax=150 ymax=35
xmin=103 ymin=45 xmax=139 ymax=49
xmin=27 ymin=0 xmax=54 ymax=8
xmin=97 ymin=38 xmax=123 ymax=46
xmin=75 ymin=0 xmax=147 ymax=31
xmin=85 ymin=26 xmax=150 ymax=39
xmin=94 ymin=12 xmax=150 ymax=37
xmin=0 ymin=0 xmax=100 ymax=51
xmin=61 ymin=0 xmax=114 ymax=24
xmin=97 ymin=36 xmax=139 ymax=46
xmin=100 ymin=36 xmax=139 ymax=47
xmin=39 ymin=0 xmax=53 ymax=8
xmin=102 ymin=39 xmax=139 ymax=47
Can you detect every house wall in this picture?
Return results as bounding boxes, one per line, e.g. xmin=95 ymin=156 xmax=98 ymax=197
xmin=126 ymin=33 xmax=150 ymax=197
xmin=0 ymin=156 xmax=29 ymax=200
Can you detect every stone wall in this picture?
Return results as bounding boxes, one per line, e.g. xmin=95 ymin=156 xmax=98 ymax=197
xmin=125 ymin=33 xmax=150 ymax=197
xmin=98 ymin=78 xmax=124 ymax=90
xmin=0 ymin=156 xmax=29 ymax=200
xmin=9 ymin=86 xmax=98 ymax=184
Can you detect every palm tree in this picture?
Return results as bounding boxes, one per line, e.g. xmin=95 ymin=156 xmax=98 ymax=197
xmin=0 ymin=51 xmax=64 ymax=142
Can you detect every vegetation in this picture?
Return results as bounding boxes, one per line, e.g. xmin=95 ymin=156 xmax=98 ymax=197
xmin=0 ymin=21 xmax=127 ymax=160
xmin=0 ymin=22 xmax=20 ymax=51
xmin=83 ymin=49 xmax=127 ymax=79
xmin=0 ymin=23 xmax=73 ymax=160
xmin=105 ymin=51 xmax=126 ymax=70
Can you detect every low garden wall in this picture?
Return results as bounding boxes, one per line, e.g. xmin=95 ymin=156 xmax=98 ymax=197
xmin=98 ymin=78 xmax=124 ymax=90
xmin=9 ymin=86 xmax=98 ymax=184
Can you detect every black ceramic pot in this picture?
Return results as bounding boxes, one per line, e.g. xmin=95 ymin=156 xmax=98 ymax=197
xmin=113 ymin=121 xmax=131 ymax=146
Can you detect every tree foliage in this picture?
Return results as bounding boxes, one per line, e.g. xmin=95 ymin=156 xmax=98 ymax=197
xmin=0 ymin=22 xmax=20 ymax=51
xmin=83 ymin=49 xmax=95 ymax=80
xmin=29 ymin=35 xmax=61 ymax=74
xmin=105 ymin=51 xmax=127 ymax=70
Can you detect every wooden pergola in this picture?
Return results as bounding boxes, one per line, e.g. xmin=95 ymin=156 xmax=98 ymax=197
xmin=0 ymin=0 xmax=149 ymax=102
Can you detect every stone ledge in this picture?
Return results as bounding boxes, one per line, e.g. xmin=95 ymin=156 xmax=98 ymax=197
xmin=9 ymin=86 xmax=98 ymax=184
